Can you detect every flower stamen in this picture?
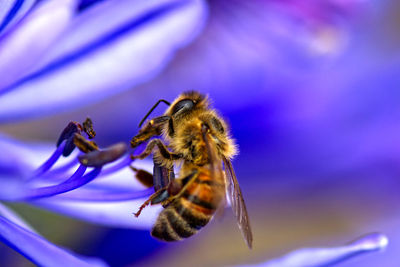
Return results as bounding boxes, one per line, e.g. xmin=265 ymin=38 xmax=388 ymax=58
xmin=56 ymin=121 xmax=82 ymax=157
xmin=31 ymin=140 xmax=66 ymax=178
xmin=24 ymin=165 xmax=103 ymax=200
xmin=20 ymin=118 xmax=154 ymax=202
xmin=78 ymin=143 xmax=127 ymax=167
xmin=82 ymin=117 xmax=96 ymax=139
xmin=55 ymin=187 xmax=154 ymax=202
xmin=73 ymin=133 xmax=99 ymax=153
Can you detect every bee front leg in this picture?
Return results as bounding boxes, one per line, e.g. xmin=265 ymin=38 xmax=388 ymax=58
xmin=131 ymin=139 xmax=182 ymax=161
xmin=130 ymin=115 xmax=170 ymax=148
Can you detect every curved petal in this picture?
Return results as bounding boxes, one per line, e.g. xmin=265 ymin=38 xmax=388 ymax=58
xmin=77 ymin=0 xmax=104 ymax=12
xmin=0 ymin=203 xmax=36 ymax=233
xmin=54 ymin=187 xmax=153 ymax=201
xmin=256 ymin=233 xmax=388 ymax=267
xmin=0 ymin=215 xmax=108 ymax=267
xmin=0 ymin=135 xmax=37 ymax=200
xmin=0 ymin=0 xmax=78 ymax=90
xmin=0 ymin=134 xmax=72 ymax=171
xmin=0 ymin=0 xmax=208 ymax=123
xmin=0 ymin=0 xmax=36 ymax=35
xmin=32 ymin=197 xmax=161 ymax=230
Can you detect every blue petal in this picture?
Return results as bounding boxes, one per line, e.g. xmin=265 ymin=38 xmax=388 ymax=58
xmin=0 ymin=135 xmax=158 ymax=228
xmin=0 ymin=134 xmax=78 ymax=177
xmin=55 ymin=187 xmax=153 ymax=201
xmin=0 ymin=0 xmax=78 ymax=91
xmin=32 ymin=197 xmax=161 ymax=229
xmin=256 ymin=233 xmax=388 ymax=267
xmin=0 ymin=203 xmax=36 ymax=233
xmin=0 ymin=0 xmax=36 ymax=35
xmin=0 ymin=136 xmax=35 ymax=200
xmin=0 ymin=0 xmax=208 ymax=123
xmin=0 ymin=215 xmax=108 ymax=267
xmin=77 ymin=0 xmax=105 ymax=12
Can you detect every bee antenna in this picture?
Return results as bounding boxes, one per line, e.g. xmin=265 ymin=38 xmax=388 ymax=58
xmin=139 ymin=99 xmax=171 ymax=127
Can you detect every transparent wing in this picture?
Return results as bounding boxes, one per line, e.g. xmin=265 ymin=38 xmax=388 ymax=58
xmin=222 ymin=156 xmax=253 ymax=249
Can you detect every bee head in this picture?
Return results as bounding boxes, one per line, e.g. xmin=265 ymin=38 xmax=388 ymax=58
xmin=168 ymin=91 xmax=208 ymax=117
xmin=171 ymin=99 xmax=194 ymax=115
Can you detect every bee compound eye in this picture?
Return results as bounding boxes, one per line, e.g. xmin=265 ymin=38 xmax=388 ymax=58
xmin=172 ymin=99 xmax=194 ymax=115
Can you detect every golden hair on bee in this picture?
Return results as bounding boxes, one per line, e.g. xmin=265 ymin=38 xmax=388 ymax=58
xmin=130 ymin=91 xmax=253 ymax=249
xmin=161 ymin=91 xmax=237 ymax=163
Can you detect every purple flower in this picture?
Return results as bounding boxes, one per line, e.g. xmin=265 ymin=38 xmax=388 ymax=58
xmin=0 ymin=120 xmax=165 ymax=265
xmin=254 ymin=233 xmax=388 ymax=266
xmin=0 ymin=0 xmax=207 ymax=122
xmin=0 ymin=0 xmax=206 ymax=265
xmin=0 ymin=129 xmax=390 ymax=265
xmin=0 ymin=204 xmax=107 ymax=266
xmin=0 ymin=0 xmax=394 ymax=266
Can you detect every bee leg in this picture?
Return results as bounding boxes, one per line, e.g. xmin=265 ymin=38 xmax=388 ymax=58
xmin=133 ymin=191 xmax=159 ymax=217
xmin=134 ymin=177 xmax=184 ymax=217
xmin=131 ymin=156 xmax=175 ymax=193
xmin=131 ymin=139 xmax=182 ymax=161
xmin=134 ymin=168 xmax=199 ymax=217
xmin=153 ymin=159 xmax=175 ymax=191
xmin=130 ymin=166 xmax=154 ymax=188
xmin=130 ymin=115 xmax=170 ymax=148
xmin=134 ymin=187 xmax=170 ymax=217
xmin=158 ymin=170 xmax=199 ymax=207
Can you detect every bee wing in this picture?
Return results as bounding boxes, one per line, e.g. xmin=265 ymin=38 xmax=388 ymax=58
xmin=222 ymin=156 xmax=253 ymax=249
xmin=152 ymin=156 xmax=174 ymax=191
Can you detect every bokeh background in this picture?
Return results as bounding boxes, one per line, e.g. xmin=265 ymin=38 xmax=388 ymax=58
xmin=1 ymin=0 xmax=400 ymax=266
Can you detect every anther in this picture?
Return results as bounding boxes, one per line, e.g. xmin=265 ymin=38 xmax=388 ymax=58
xmin=78 ymin=143 xmax=128 ymax=167
xmin=56 ymin=122 xmax=81 ymax=156
xmin=83 ymin=117 xmax=96 ymax=139
xmin=73 ymin=133 xmax=98 ymax=153
xmin=63 ymin=136 xmax=77 ymax=157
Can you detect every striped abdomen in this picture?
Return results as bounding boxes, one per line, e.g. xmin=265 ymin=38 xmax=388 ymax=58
xmin=151 ymin=171 xmax=225 ymax=241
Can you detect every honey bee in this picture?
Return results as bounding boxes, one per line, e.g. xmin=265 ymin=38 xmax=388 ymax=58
xmin=130 ymin=91 xmax=253 ymax=248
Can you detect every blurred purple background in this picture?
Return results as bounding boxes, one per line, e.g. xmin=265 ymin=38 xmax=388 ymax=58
xmin=1 ymin=0 xmax=400 ymax=266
